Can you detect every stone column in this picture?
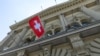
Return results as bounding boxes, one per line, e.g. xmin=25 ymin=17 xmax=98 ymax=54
xmin=80 ymin=6 xmax=100 ymax=20
xmin=76 ymin=17 xmax=83 ymax=26
xmin=51 ymin=29 xmax=55 ymax=35
xmin=17 ymin=49 xmax=26 ymax=56
xmin=42 ymin=45 xmax=51 ymax=56
xmin=42 ymin=21 xmax=46 ymax=38
xmin=68 ymin=33 xmax=89 ymax=56
xmin=59 ymin=14 xmax=67 ymax=31
xmin=42 ymin=21 xmax=45 ymax=27
xmin=10 ymin=26 xmax=28 ymax=48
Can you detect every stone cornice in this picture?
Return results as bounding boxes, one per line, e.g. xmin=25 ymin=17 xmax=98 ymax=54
xmin=10 ymin=0 xmax=96 ymax=30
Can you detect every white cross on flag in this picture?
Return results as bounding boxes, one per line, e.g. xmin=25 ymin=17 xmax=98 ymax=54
xmin=29 ymin=16 xmax=44 ymax=38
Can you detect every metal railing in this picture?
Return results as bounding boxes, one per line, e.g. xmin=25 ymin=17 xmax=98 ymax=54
xmin=0 ymin=20 xmax=100 ymax=54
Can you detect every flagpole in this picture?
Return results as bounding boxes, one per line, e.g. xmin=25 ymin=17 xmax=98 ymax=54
xmin=54 ymin=0 xmax=57 ymax=4
xmin=41 ymin=5 xmax=43 ymax=10
xmin=14 ymin=20 xmax=17 ymax=24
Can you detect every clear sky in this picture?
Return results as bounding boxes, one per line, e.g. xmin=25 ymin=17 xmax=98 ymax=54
xmin=0 ymin=0 xmax=68 ymax=41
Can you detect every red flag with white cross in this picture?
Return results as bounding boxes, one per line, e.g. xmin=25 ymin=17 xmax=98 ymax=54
xmin=29 ymin=16 xmax=44 ymax=38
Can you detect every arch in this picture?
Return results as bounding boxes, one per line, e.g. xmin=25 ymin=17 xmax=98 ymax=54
xmin=46 ymin=30 xmax=52 ymax=37
xmin=70 ymin=22 xmax=81 ymax=28
xmin=24 ymin=35 xmax=36 ymax=43
xmin=81 ymin=19 xmax=91 ymax=26
xmin=31 ymin=36 xmax=36 ymax=41
xmin=54 ymin=27 xmax=61 ymax=34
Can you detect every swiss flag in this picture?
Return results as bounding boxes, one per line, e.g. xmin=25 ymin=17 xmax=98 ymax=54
xmin=29 ymin=16 xmax=45 ymax=38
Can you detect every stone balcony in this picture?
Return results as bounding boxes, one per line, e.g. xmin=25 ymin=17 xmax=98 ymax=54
xmin=0 ymin=19 xmax=100 ymax=56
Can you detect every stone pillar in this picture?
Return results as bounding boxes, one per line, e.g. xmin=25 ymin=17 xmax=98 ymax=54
xmin=17 ymin=49 xmax=26 ymax=56
xmin=42 ymin=21 xmax=45 ymax=27
xmin=51 ymin=29 xmax=55 ymax=35
xmin=63 ymin=16 xmax=68 ymax=26
xmin=10 ymin=26 xmax=28 ymax=48
xmin=42 ymin=21 xmax=46 ymax=38
xmin=42 ymin=45 xmax=51 ymax=56
xmin=68 ymin=33 xmax=89 ymax=56
xmin=76 ymin=17 xmax=83 ymax=26
xmin=80 ymin=6 xmax=100 ymax=20
xmin=59 ymin=14 xmax=67 ymax=31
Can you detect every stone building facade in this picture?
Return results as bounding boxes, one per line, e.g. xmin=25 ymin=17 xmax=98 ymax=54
xmin=0 ymin=0 xmax=100 ymax=56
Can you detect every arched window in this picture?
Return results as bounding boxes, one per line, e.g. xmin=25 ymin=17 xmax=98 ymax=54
xmin=24 ymin=35 xmax=36 ymax=43
xmin=25 ymin=37 xmax=31 ymax=43
xmin=31 ymin=36 xmax=36 ymax=41
xmin=46 ymin=30 xmax=52 ymax=37
xmin=54 ymin=27 xmax=61 ymax=34
xmin=81 ymin=19 xmax=91 ymax=26
xmin=70 ymin=22 xmax=81 ymax=29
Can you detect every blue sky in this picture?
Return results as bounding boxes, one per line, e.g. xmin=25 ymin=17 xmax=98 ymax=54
xmin=0 ymin=0 xmax=68 ymax=41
